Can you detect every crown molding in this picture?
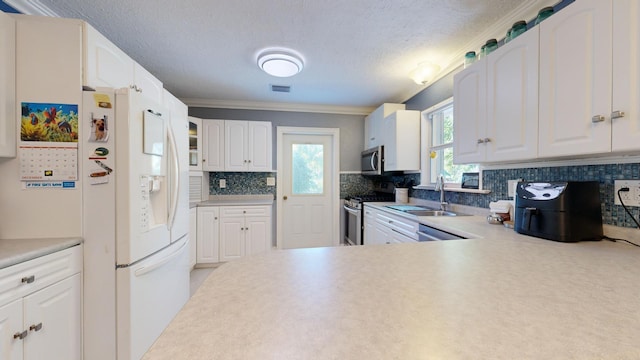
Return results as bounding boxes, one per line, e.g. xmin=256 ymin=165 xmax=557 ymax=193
xmin=399 ymin=0 xmax=560 ymax=103
xmin=182 ymin=98 xmax=375 ymax=116
xmin=3 ymin=0 xmax=59 ymax=16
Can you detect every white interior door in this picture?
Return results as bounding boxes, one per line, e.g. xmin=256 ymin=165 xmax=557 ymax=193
xmin=278 ymin=128 xmax=339 ymax=249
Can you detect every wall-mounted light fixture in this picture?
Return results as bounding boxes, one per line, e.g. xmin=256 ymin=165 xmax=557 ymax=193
xmin=410 ymin=61 xmax=441 ymax=85
xmin=257 ymin=50 xmax=304 ymax=77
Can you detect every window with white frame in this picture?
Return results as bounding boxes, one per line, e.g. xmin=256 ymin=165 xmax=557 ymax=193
xmin=420 ymin=97 xmax=478 ymax=186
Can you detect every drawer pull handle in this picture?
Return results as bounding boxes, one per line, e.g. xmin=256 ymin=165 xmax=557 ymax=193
xmin=13 ymin=330 xmax=27 ymax=340
xmin=591 ymin=115 xmax=605 ymax=123
xmin=611 ymin=110 xmax=625 ymax=119
xmin=21 ymin=275 xmax=35 ymax=284
xmin=29 ymin=323 xmax=42 ymax=332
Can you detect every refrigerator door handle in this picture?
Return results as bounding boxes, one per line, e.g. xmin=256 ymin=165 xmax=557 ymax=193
xmin=134 ymin=238 xmax=188 ymax=277
xmin=167 ymin=125 xmax=180 ymax=231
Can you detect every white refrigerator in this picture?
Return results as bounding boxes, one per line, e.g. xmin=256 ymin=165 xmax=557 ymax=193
xmin=81 ymin=88 xmax=190 ymax=360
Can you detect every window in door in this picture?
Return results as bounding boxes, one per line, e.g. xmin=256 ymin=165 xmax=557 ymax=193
xmin=291 ymin=143 xmax=324 ymax=194
xmin=420 ymin=98 xmax=478 ymax=186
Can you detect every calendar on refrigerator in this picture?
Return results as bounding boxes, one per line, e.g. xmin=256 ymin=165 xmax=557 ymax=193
xmin=20 ymin=143 xmax=78 ymax=181
xmin=19 ymin=102 xmax=79 ymax=182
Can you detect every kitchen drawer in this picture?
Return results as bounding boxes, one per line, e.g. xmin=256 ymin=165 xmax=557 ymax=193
xmin=376 ymin=211 xmax=418 ymax=240
xmin=221 ymin=206 xmax=271 ymax=217
xmin=0 ymin=245 xmax=82 ymax=307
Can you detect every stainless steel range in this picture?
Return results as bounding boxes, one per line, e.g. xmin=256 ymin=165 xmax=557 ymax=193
xmin=343 ymin=183 xmax=396 ymax=246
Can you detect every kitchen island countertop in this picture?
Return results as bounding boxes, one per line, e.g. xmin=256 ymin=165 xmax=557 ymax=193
xmin=0 ymin=237 xmax=82 ymax=269
xmin=144 ymin=213 xmax=640 ymax=360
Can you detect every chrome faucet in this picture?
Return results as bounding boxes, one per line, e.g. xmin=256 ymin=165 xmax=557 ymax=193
xmin=434 ymin=174 xmax=448 ymax=211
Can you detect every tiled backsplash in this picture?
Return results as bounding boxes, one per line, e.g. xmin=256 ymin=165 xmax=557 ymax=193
xmin=410 ymin=163 xmax=640 ymax=228
xmin=208 ymin=172 xmax=277 ymax=196
xmin=209 ymin=163 xmax=640 ymax=228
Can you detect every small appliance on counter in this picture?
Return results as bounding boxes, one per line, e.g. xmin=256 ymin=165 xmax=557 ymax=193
xmin=514 ymin=181 xmax=603 ymax=242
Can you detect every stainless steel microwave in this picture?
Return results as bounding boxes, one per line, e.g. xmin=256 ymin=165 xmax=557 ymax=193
xmin=361 ymin=146 xmax=383 ymax=175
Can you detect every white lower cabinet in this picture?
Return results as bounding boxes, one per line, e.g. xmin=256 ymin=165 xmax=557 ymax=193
xmin=219 ymin=206 xmax=271 ymax=262
xmin=363 ymin=207 xmax=378 ymax=245
xmin=363 ymin=205 xmax=418 ymax=245
xmin=196 ymin=206 xmax=220 ymax=264
xmin=0 ymin=246 xmax=82 ymax=360
xmin=196 ymin=205 xmax=272 ymax=264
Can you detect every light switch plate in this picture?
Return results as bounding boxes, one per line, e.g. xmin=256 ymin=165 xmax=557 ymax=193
xmin=614 ymin=180 xmax=640 ymax=207
xmin=266 ymin=177 xmax=276 ymax=186
xmin=219 ymin=179 xmax=226 ymax=188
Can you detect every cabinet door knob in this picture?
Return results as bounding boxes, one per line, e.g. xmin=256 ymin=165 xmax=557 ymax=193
xmin=283 ymin=196 xmax=288 ymax=200
xmin=611 ymin=110 xmax=625 ymax=119
xmin=245 ymin=227 xmax=249 ymax=231
xmin=484 ymin=138 xmax=491 ymax=143
xmin=591 ymin=115 xmax=606 ymax=123
xmin=21 ymin=275 xmax=35 ymax=284
xmin=477 ymin=138 xmax=484 ymax=144
xmin=13 ymin=330 xmax=27 ymax=340
xmin=248 ymin=160 xmax=252 ymax=163
xmin=29 ymin=323 xmax=43 ymax=332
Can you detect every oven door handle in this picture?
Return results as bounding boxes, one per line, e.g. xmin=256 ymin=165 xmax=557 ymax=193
xmin=343 ymin=205 xmax=361 ymax=216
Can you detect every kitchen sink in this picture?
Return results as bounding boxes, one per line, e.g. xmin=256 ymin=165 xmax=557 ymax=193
xmin=384 ymin=205 xmax=470 ymax=217
xmin=405 ymin=210 xmax=469 ymax=217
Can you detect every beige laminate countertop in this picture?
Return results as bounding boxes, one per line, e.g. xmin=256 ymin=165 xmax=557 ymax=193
xmin=144 ymin=206 xmax=640 ymax=360
xmin=0 ymin=237 xmax=82 ymax=269
xmin=194 ymin=195 xmax=274 ymax=207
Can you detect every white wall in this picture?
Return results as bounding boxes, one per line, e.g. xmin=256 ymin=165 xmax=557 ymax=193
xmin=0 ymin=16 xmax=84 ymax=239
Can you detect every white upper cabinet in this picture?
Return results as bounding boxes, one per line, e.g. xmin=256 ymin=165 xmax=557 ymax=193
xmin=188 ymin=116 xmax=203 ymax=171
xmin=224 ymin=120 xmax=272 ymax=172
xmin=612 ymin=0 xmax=640 ymax=152
xmin=224 ymin=120 xmax=247 ymax=171
xmin=382 ymin=110 xmax=420 ymax=171
xmin=538 ymin=0 xmax=612 ymax=158
xmin=84 ymin=24 xmax=134 ymax=90
xmin=454 ymin=27 xmax=538 ymax=164
xmin=202 ymin=119 xmax=225 ymax=172
xmin=0 ymin=12 xmax=15 ymax=158
xmin=84 ymin=23 xmax=163 ymax=103
xmin=247 ymin=121 xmax=272 ymax=171
xmin=133 ymin=62 xmax=164 ymax=104
xmin=486 ymin=27 xmax=539 ymax=162
xmin=454 ymin=59 xmax=487 ymax=164
xmin=364 ymin=103 xmax=405 ymax=150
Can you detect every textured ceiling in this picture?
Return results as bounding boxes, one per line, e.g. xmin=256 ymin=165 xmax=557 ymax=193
xmin=13 ymin=0 xmax=554 ymax=112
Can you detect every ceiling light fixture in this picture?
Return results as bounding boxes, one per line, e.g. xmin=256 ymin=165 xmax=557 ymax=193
xmin=410 ymin=61 xmax=441 ymax=85
xmin=257 ymin=50 xmax=304 ymax=78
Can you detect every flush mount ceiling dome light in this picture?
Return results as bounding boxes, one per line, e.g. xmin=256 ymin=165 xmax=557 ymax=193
xmin=410 ymin=61 xmax=441 ymax=85
xmin=257 ymin=50 xmax=304 ymax=77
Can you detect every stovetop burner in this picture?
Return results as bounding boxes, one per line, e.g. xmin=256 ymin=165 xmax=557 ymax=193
xmin=349 ymin=194 xmax=395 ymax=202
xmin=345 ymin=193 xmax=395 ymax=210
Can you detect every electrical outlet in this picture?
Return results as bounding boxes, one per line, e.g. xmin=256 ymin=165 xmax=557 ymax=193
xmin=219 ymin=179 xmax=226 ymax=189
xmin=614 ymin=180 xmax=640 ymax=206
xmin=266 ymin=177 xmax=276 ymax=186
xmin=507 ymin=178 xmax=523 ymax=198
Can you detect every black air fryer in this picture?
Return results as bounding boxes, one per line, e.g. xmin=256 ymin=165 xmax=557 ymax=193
xmin=514 ymin=181 xmax=603 ymax=242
